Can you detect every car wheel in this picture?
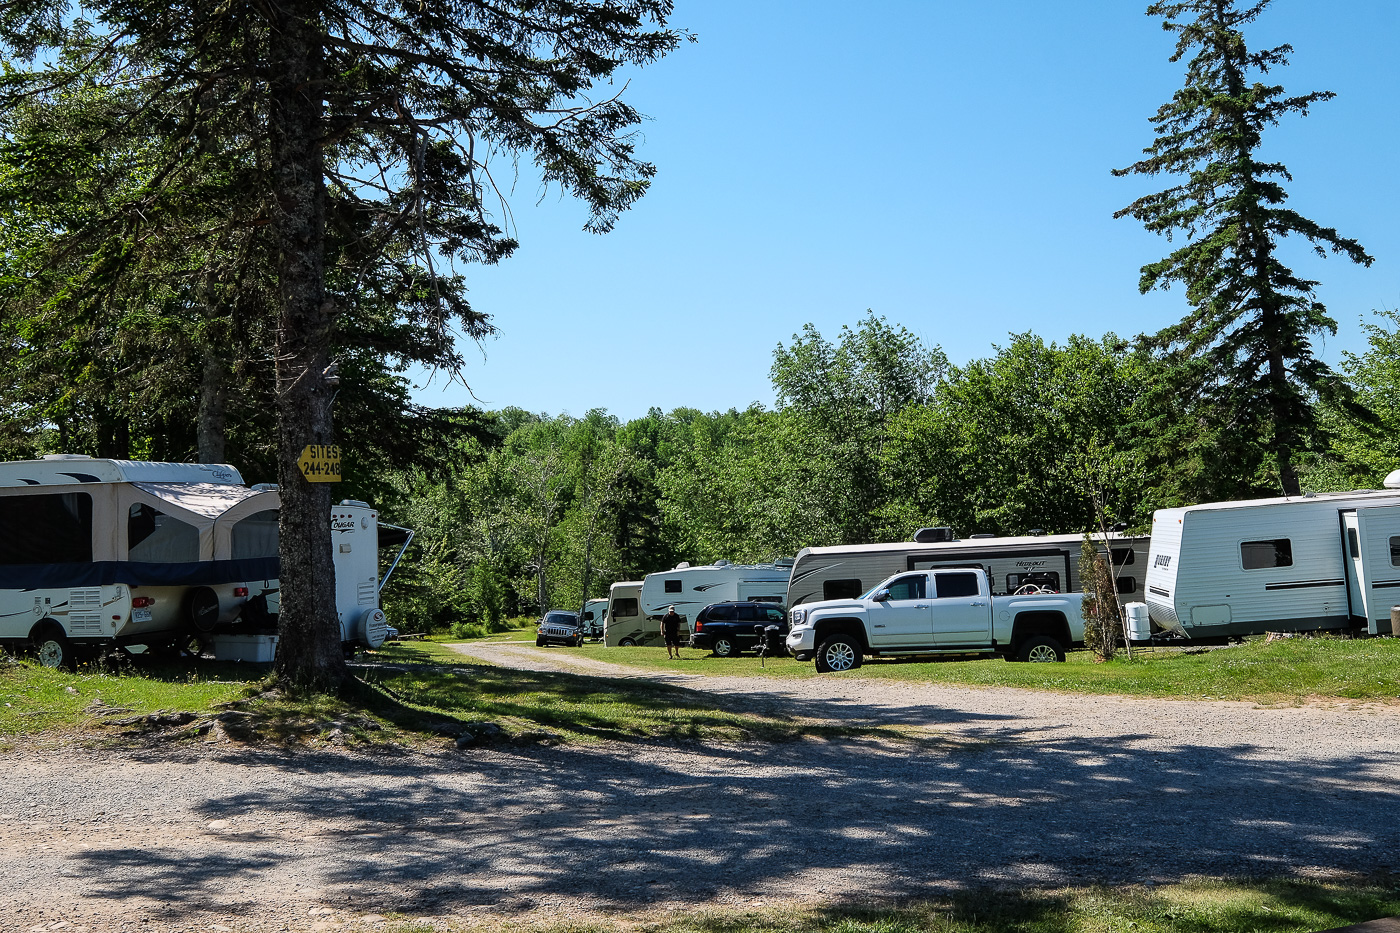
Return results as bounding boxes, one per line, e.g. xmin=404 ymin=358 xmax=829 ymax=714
xmin=33 ymin=628 xmax=72 ymax=670
xmin=618 ymin=637 xmax=636 ymax=647
xmin=536 ymin=636 xmax=547 ymax=647
xmin=712 ymin=636 xmax=738 ymax=658
xmin=1018 ymin=635 xmax=1065 ymax=663
xmin=814 ymin=634 xmax=861 ymax=673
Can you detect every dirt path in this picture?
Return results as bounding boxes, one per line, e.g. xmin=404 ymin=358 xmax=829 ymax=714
xmin=4 ymin=643 xmax=1399 ymax=933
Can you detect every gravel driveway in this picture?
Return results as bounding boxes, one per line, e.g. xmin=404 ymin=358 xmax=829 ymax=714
xmin=4 ymin=641 xmax=1399 ymax=932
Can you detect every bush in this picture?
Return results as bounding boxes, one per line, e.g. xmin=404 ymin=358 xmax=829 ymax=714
xmin=450 ymin=621 xmax=487 ymax=639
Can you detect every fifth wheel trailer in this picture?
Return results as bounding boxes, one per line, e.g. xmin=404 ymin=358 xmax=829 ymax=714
xmin=1145 ymin=477 xmax=1400 ymax=638
xmin=786 ymin=531 xmax=1150 ymax=609
xmin=0 ymin=455 xmax=410 ymax=666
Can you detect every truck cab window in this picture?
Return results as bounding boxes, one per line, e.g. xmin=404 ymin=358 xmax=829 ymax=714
xmin=883 ymin=575 xmax=926 ymax=601
xmin=934 ymin=572 xmax=980 ymax=598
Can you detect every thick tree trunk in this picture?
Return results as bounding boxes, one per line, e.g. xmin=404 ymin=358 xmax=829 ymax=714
xmin=266 ymin=1 xmax=347 ymax=691
xmin=197 ymin=351 xmax=228 ymax=464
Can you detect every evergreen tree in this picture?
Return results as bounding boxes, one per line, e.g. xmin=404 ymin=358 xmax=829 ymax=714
xmin=1114 ymin=0 xmax=1372 ymax=500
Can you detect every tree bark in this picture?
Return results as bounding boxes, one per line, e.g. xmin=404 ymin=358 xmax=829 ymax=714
xmin=266 ymin=1 xmax=347 ymax=691
xmin=197 ymin=351 xmax=228 ymax=464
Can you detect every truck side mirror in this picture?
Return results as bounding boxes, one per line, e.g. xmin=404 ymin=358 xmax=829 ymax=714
xmin=873 ymin=589 xmax=890 ymax=602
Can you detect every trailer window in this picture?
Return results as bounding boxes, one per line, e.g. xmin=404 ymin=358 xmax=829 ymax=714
xmin=0 ymin=492 xmax=93 ymax=564
xmin=612 ymin=598 xmax=639 ymax=618
xmin=1007 ymin=571 xmax=1060 ymax=593
xmin=1348 ymin=528 xmax=1360 ymax=559
xmin=128 ymin=504 xmax=199 ymax=563
xmin=1241 ymin=539 xmax=1292 ymax=570
xmin=664 ymin=579 xmax=682 ymax=594
xmin=1391 ymin=537 xmax=1400 ymax=567
xmin=823 ymin=578 xmax=864 ymax=600
xmin=1116 ymin=576 xmax=1137 ymax=594
xmin=1111 ymin=548 xmax=1136 ymax=566
xmin=935 ymin=572 xmax=980 ymax=598
xmin=231 ymin=509 xmax=279 ymax=560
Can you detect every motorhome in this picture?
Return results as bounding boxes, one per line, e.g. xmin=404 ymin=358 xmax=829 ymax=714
xmin=0 ymin=455 xmax=410 ymax=667
xmin=1145 ymin=478 xmax=1400 ymax=638
xmin=604 ymin=581 xmax=646 ymax=646
xmin=786 ymin=530 xmax=1150 ymax=608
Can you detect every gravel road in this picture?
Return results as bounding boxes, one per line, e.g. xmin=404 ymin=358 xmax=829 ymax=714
xmin=4 ymin=641 xmax=1399 ymax=933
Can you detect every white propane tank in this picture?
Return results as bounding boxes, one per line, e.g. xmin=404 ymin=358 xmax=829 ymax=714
xmin=1123 ymin=602 xmax=1152 ymax=642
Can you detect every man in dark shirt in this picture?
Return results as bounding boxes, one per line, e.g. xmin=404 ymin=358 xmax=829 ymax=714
xmin=661 ymin=605 xmax=683 ymax=659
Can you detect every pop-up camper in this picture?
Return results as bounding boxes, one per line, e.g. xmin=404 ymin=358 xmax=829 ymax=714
xmin=0 ymin=455 xmax=409 ymax=666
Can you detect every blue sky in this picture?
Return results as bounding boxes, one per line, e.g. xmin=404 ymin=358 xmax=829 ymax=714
xmin=412 ymin=0 xmax=1400 ymax=422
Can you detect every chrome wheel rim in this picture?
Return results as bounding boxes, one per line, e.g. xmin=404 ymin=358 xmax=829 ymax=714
xmin=824 ymin=642 xmax=856 ymax=671
xmin=36 ymin=639 xmax=64 ymax=668
xmin=715 ymin=640 xmax=732 ymax=656
xmin=1026 ymin=644 xmax=1058 ymax=663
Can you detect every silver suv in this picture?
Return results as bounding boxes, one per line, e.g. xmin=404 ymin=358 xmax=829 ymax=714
xmin=536 ymin=610 xmax=583 ymax=647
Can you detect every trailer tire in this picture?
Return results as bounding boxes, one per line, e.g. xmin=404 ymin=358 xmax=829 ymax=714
xmin=618 ymin=637 xmax=637 ymax=647
xmin=32 ymin=625 xmax=72 ymax=670
xmin=1017 ymin=635 xmax=1065 ymax=663
xmin=814 ymin=634 xmax=862 ymax=673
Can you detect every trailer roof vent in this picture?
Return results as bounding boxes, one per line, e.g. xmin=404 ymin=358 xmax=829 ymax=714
xmin=713 ymin=559 xmax=732 ymax=567
xmin=969 ymin=533 xmax=995 ymax=539
xmin=41 ymin=453 xmax=93 ymax=460
xmin=912 ymin=526 xmax=955 ymax=544
xmin=674 ymin=561 xmax=691 ymax=570
xmin=773 ymin=557 xmax=795 ymax=568
xmin=1385 ymin=469 xmax=1400 ymax=489
xmin=1028 ymin=528 xmax=1047 ymax=537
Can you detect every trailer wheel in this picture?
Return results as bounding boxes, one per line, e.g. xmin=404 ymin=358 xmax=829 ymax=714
xmin=618 ymin=637 xmax=637 ymax=647
xmin=711 ymin=636 xmax=739 ymax=658
xmin=32 ymin=626 xmax=72 ymax=670
xmin=814 ymin=634 xmax=861 ymax=673
xmin=1017 ymin=636 xmax=1065 ymax=663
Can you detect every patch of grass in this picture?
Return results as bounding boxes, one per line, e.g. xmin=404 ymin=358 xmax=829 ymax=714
xmin=361 ymin=640 xmax=922 ymax=745
xmin=568 ymin=636 xmax=1400 ymax=703
xmin=399 ymin=877 xmax=1400 ymax=933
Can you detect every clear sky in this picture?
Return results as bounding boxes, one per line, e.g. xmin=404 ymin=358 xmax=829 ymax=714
xmin=411 ymin=0 xmax=1400 ymax=422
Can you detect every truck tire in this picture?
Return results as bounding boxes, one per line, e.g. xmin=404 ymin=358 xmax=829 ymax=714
xmin=814 ymin=634 xmax=861 ymax=673
xmin=1017 ymin=635 xmax=1065 ymax=663
xmin=712 ymin=636 xmax=739 ymax=658
xmin=32 ymin=626 xmax=72 ymax=670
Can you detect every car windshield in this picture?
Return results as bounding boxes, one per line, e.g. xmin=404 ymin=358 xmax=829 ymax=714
xmin=544 ymin=612 xmax=577 ymax=625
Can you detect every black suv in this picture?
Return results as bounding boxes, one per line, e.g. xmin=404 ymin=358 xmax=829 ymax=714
xmin=689 ymin=601 xmax=788 ymax=657
xmin=536 ymin=610 xmax=583 ymax=647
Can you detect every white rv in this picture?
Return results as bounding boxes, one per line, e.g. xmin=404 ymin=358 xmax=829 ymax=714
xmin=0 ymin=455 xmax=409 ymax=667
xmin=638 ymin=560 xmax=791 ymax=625
xmin=1146 ymin=480 xmax=1400 ymax=638
xmin=581 ymin=597 xmax=608 ymax=639
xmin=786 ymin=532 xmax=1150 ymax=608
xmin=604 ymin=581 xmax=646 ymax=646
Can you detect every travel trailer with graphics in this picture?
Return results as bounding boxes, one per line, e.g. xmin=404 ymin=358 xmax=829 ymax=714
xmin=786 ymin=530 xmax=1149 ymax=609
xmin=638 ymin=560 xmax=792 ymax=626
xmin=0 ymin=455 xmax=410 ymax=667
xmin=1146 ymin=476 xmax=1400 ymax=638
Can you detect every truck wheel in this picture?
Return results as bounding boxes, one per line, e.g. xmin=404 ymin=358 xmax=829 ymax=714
xmin=536 ymin=636 xmax=547 ymax=647
xmin=1017 ymin=636 xmax=1065 ymax=663
xmin=618 ymin=638 xmax=637 ymax=647
xmin=814 ymin=634 xmax=861 ymax=673
xmin=712 ymin=636 xmax=738 ymax=658
xmin=33 ymin=627 xmax=72 ymax=670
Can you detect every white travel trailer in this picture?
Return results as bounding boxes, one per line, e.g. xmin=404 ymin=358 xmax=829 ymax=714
xmin=638 ymin=560 xmax=791 ymax=624
xmin=786 ymin=531 xmax=1150 ymax=608
xmin=0 ymin=455 xmax=409 ymax=667
xmin=581 ymin=597 xmax=608 ymax=638
xmin=1145 ymin=480 xmax=1400 ymax=638
xmin=604 ymin=581 xmax=646 ymax=646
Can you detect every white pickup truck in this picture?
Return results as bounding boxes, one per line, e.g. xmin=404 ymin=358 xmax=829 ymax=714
xmin=785 ymin=567 xmax=1085 ymax=671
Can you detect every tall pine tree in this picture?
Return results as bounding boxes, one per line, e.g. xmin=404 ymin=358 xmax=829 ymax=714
xmin=1114 ymin=0 xmax=1372 ymax=500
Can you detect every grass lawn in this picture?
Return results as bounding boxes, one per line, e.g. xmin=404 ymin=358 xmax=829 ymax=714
xmin=564 ymin=635 xmax=1400 ymax=704
xmin=370 ymin=877 xmax=1400 ymax=933
xmin=0 ymin=640 xmax=913 ymax=748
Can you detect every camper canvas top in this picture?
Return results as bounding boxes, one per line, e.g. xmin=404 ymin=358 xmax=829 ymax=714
xmin=0 ymin=455 xmax=245 ymax=487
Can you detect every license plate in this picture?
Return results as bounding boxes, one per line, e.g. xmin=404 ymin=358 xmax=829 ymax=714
xmin=132 ymin=607 xmax=152 ymax=623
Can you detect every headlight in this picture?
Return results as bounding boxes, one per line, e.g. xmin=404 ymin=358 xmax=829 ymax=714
xmin=790 ymin=609 xmax=807 ymax=626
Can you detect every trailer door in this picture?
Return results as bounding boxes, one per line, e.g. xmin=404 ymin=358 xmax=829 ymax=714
xmin=1340 ymin=510 xmax=1368 ymax=625
xmin=1356 ymin=505 xmax=1400 ymax=634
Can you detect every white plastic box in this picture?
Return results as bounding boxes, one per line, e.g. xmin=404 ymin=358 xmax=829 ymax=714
xmin=210 ymin=634 xmax=279 ymax=663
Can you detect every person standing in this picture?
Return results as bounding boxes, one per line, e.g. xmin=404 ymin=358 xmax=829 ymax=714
xmin=661 ymin=605 xmax=684 ymax=659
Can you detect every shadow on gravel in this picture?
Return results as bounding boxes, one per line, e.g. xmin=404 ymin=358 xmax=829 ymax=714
xmin=62 ymin=695 xmax=1400 ymax=922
